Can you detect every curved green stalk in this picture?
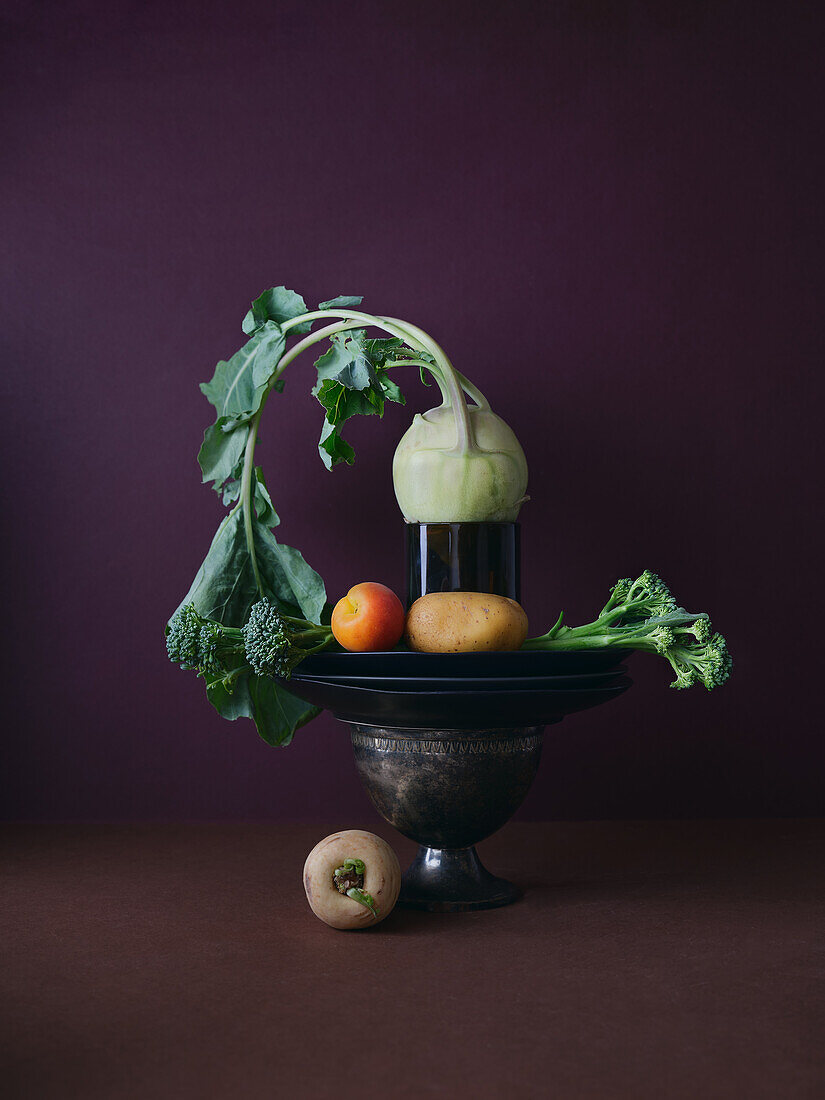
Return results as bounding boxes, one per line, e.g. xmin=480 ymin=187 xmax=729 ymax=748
xmin=455 ymin=370 xmax=489 ymax=409
xmin=240 ymin=307 xmax=480 ymax=585
xmin=384 ymin=358 xmax=450 ymax=403
xmin=240 ymin=413 xmax=264 ymax=594
xmin=380 ymin=315 xmax=476 ymax=453
xmin=283 ymin=310 xmax=476 ymax=452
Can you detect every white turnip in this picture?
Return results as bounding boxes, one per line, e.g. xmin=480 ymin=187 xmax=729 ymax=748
xmin=303 ymin=830 xmax=401 ymax=930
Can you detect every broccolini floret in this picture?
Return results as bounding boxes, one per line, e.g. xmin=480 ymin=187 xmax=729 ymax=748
xmin=165 ymin=604 xmax=205 ymax=670
xmin=523 ymin=571 xmax=731 ymax=691
xmin=165 ymin=597 xmax=334 ymax=687
xmin=242 ymin=597 xmax=333 ymax=678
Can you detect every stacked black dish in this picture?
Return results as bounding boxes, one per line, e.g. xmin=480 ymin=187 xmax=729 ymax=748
xmin=288 ymin=649 xmax=631 ymax=727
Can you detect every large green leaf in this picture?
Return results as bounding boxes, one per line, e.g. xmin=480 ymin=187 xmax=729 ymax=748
xmin=311 ymin=331 xmax=407 ymax=468
xmin=318 ymin=418 xmax=355 ymax=469
xmin=173 ymin=510 xmax=259 ymax=626
xmin=220 ymin=467 xmax=280 ymax=528
xmin=247 ymin=676 xmax=320 ymax=746
xmin=198 ymin=417 xmax=250 ymax=493
xmin=242 ymin=286 xmax=311 ymax=336
xmin=250 ymin=466 xmax=278 ymax=528
xmin=174 ymin=507 xmax=326 ymax=629
xmin=312 ymin=332 xmax=376 ymax=393
xmin=206 ymin=673 xmax=319 ymax=747
xmin=200 ymin=321 xmax=285 ymax=419
xmin=254 ymin=519 xmax=327 ymax=624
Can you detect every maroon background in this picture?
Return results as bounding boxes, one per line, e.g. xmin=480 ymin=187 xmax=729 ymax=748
xmin=2 ymin=1 xmax=822 ymax=821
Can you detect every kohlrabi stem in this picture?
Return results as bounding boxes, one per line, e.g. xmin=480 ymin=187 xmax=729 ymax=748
xmin=384 ymin=358 xmax=450 ymax=403
xmin=454 ymin=370 xmax=489 ymax=409
xmin=240 ymin=415 xmax=263 ymax=595
xmin=240 ymin=307 xmax=480 ymax=582
xmin=283 ymin=310 xmax=476 ymax=453
xmin=381 ymin=315 xmax=476 ymax=453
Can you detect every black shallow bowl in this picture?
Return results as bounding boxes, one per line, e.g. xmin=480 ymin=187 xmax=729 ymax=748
xmin=289 ymin=668 xmax=628 ymax=692
xmin=279 ymin=676 xmax=632 ymax=728
xmin=298 ymin=648 xmax=631 ymax=679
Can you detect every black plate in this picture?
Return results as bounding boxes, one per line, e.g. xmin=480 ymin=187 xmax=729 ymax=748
xmin=290 ymin=668 xmax=628 ymax=692
xmin=279 ymin=676 xmax=632 ymax=729
xmin=298 ymin=648 xmax=631 ymax=679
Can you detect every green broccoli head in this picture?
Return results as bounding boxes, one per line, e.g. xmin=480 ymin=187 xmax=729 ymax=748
xmin=166 ymin=604 xmax=246 ymax=685
xmin=666 ymin=632 xmax=732 ymax=691
xmin=166 ymin=605 xmax=204 ymax=669
xmin=604 ymin=570 xmax=678 ymax=621
xmin=242 ymin=598 xmax=295 ymax=678
xmin=198 ymin=621 xmax=229 ymax=678
xmin=647 ymin=625 xmax=675 ymax=654
xmin=241 ymin=597 xmax=333 ymax=679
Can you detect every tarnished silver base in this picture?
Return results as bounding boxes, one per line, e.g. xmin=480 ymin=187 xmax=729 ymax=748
xmin=400 ymin=845 xmax=519 ymax=912
xmin=349 ymin=723 xmax=545 ymax=911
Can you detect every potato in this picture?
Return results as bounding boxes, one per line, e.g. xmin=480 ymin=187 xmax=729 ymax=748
xmin=405 ymin=591 xmax=529 ymax=653
xmin=303 ymin=830 xmax=401 ymax=930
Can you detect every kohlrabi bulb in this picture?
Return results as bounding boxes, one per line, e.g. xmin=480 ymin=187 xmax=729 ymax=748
xmin=392 ymin=404 xmax=529 ymax=523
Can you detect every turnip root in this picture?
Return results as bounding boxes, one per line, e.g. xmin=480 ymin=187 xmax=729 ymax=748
xmin=303 ymin=830 xmax=401 ymax=930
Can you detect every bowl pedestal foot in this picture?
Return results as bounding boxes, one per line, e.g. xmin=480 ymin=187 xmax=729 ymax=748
xmin=399 ymin=844 xmax=519 ymax=911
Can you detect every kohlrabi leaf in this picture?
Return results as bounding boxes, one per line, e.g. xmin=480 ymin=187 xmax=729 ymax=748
xmin=173 ymin=506 xmax=326 ymax=628
xmin=254 ymin=519 xmax=327 ymax=624
xmin=246 ymin=675 xmax=320 ymax=746
xmin=318 ymin=295 xmax=364 ymax=310
xmin=200 ymin=321 xmax=285 ymax=419
xmin=206 ymin=673 xmax=319 ymax=747
xmin=312 ymin=332 xmax=376 ymax=393
xmin=378 ymin=374 xmax=406 ymax=405
xmin=173 ymin=510 xmax=260 ymax=626
xmin=251 ymin=466 xmax=279 ymax=528
xmin=311 ymin=331 xmax=409 ymax=468
xmin=315 ymin=379 xmax=376 ymax=420
xmin=220 ymin=467 xmax=280 ymax=527
xmin=318 ymin=416 xmax=356 ymax=469
xmin=242 ymin=286 xmax=311 ymax=335
xmin=206 ymin=674 xmax=255 ymax=721
xmin=198 ymin=417 xmax=250 ymax=493
xmin=362 ymin=338 xmax=434 ymax=369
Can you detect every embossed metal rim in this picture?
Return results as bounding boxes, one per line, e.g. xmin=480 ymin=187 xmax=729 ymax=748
xmin=350 ymin=730 xmax=544 ymax=755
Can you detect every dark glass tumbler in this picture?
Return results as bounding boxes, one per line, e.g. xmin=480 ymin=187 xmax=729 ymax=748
xmin=405 ymin=522 xmax=521 ymax=607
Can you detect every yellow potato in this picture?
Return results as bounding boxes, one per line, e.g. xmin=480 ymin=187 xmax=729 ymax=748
xmin=405 ymin=592 xmax=529 ymax=653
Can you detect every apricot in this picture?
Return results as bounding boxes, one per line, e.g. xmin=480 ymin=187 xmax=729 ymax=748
xmin=331 ymin=582 xmax=405 ymax=652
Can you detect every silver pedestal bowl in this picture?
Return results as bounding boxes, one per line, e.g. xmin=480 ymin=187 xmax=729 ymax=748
xmin=350 ymin=722 xmax=547 ymax=910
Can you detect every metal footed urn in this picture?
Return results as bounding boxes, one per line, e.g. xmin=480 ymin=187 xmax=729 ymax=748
xmin=350 ymin=724 xmax=544 ymax=911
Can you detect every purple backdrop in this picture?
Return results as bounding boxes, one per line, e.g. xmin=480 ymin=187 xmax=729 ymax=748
xmin=3 ymin=1 xmax=822 ymax=820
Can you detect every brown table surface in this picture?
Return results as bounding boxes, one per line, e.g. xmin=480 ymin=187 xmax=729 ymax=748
xmin=2 ymin=821 xmax=823 ymax=1099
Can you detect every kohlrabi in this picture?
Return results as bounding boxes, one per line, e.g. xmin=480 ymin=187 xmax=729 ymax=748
xmin=170 ymin=286 xmax=528 ymax=746
xmin=392 ymin=396 xmax=528 ymax=523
